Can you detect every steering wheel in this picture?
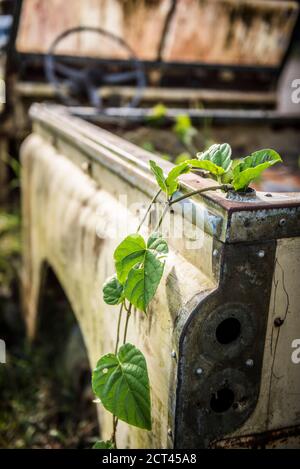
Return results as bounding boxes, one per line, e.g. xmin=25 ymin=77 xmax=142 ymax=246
xmin=44 ymin=26 xmax=146 ymax=109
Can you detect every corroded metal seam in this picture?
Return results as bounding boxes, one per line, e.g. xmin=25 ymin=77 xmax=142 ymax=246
xmin=174 ymin=240 xmax=276 ymax=448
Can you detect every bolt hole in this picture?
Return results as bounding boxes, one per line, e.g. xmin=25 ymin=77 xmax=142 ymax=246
xmin=216 ymin=317 xmax=241 ymax=344
xmin=279 ymin=218 xmax=286 ymax=227
xmin=210 ymin=388 xmax=235 ymax=413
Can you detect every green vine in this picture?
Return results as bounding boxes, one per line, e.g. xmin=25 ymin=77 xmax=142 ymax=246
xmin=92 ymin=143 xmax=282 ymax=448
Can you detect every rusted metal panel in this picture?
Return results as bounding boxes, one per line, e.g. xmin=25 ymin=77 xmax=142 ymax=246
xmin=211 ymin=425 xmax=300 ymax=448
xmin=16 ymin=0 xmax=172 ymax=60
xmin=222 ymin=238 xmax=300 ymax=443
xmin=16 ymin=0 xmax=299 ymax=66
xmin=174 ymin=240 xmax=276 ymax=448
xmin=21 ymin=104 xmax=300 ymax=448
xmin=162 ymin=0 xmax=299 ymax=66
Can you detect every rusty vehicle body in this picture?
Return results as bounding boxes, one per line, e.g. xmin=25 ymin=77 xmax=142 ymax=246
xmin=21 ymin=103 xmax=300 ymax=448
xmin=1 ymin=0 xmax=299 ymax=198
xmin=4 ymin=0 xmax=300 ymax=119
xmin=1 ymin=0 xmax=300 ymax=448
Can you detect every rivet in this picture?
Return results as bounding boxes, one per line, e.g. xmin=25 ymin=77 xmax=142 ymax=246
xmin=167 ymin=428 xmax=172 ymax=437
xmin=257 ymin=250 xmax=265 ymax=258
xmin=171 ymin=350 xmax=176 ymax=359
xmin=274 ymin=317 xmax=284 ymax=327
xmin=279 ymin=218 xmax=286 ymax=227
xmin=245 ymin=359 xmax=254 ymax=367
xmin=196 ymin=367 xmax=203 ymax=376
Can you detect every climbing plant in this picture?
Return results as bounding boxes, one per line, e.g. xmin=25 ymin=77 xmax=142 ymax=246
xmin=92 ymin=142 xmax=282 ymax=448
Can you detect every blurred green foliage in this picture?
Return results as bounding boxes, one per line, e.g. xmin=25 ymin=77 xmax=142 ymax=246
xmin=1 ymin=154 xmax=21 ymax=192
xmin=175 ymin=152 xmax=191 ymax=165
xmin=0 ymin=211 xmax=20 ymax=293
xmin=173 ymin=114 xmax=197 ymax=148
xmin=147 ymin=103 xmax=168 ymax=125
xmin=0 ymin=343 xmax=95 ymax=448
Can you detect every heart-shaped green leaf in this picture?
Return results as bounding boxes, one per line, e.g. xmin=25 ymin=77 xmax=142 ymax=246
xmin=92 ymin=343 xmax=151 ymax=430
xmin=149 ymin=160 xmax=191 ymax=197
xmin=114 ymin=234 xmax=146 ymax=284
xmin=124 ymin=253 xmax=162 ymax=312
xmin=188 ymin=143 xmax=232 ymax=176
xmin=103 ymin=275 xmax=124 ymax=305
xmin=165 ymin=161 xmax=191 ymax=196
xmin=93 ymin=440 xmax=115 ymax=449
xmin=198 ymin=143 xmax=232 ymax=170
xmin=149 ymin=160 xmax=168 ymax=194
xmin=114 ymin=233 xmax=168 ymax=312
xmin=232 ymin=149 xmax=282 ymax=191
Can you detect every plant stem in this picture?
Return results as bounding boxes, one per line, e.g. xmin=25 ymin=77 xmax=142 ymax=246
xmin=111 ymin=302 xmax=132 ymax=446
xmin=169 ymin=184 xmax=230 ymax=206
xmin=111 ymin=301 xmax=132 ymax=446
xmin=114 ymin=303 xmax=123 ymax=355
xmin=137 ymin=189 xmax=162 ymax=232
xmin=153 ymin=202 xmax=170 ymax=233
xmin=109 ymin=182 xmax=230 ymax=447
xmin=110 ymin=303 xmax=132 ymax=442
xmin=123 ymin=303 xmax=132 ymax=344
xmin=108 ymin=188 xmax=165 ymax=447
xmin=111 ymin=416 xmax=118 ymax=448
xmin=111 ymin=302 xmax=124 ymax=447
xmin=152 ymin=185 xmax=230 ymax=232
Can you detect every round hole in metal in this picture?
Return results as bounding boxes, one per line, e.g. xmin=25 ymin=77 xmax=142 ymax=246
xmin=215 ymin=317 xmax=241 ymax=344
xmin=210 ymin=388 xmax=235 ymax=413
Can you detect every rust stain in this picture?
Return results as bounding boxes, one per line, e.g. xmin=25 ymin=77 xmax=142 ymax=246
xmin=210 ymin=425 xmax=300 ymax=449
xmin=16 ymin=0 xmax=172 ymax=60
xmin=16 ymin=0 xmax=298 ymax=66
xmin=161 ymin=0 xmax=299 ymax=66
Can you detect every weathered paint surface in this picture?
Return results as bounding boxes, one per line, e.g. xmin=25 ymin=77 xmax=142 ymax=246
xmin=21 ymin=132 xmax=216 ymax=448
xmin=221 ymin=238 xmax=300 ymax=439
xmin=162 ymin=0 xmax=299 ymax=65
xmin=17 ymin=0 xmax=298 ymax=66
xmin=17 ymin=0 xmax=172 ymax=60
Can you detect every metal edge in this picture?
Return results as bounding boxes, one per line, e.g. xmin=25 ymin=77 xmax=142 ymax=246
xmin=29 ymin=103 xmax=300 ymax=242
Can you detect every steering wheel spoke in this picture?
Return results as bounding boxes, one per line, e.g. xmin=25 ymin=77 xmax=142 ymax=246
xmin=54 ymin=62 xmax=85 ymax=79
xmin=44 ymin=26 xmax=146 ymax=109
